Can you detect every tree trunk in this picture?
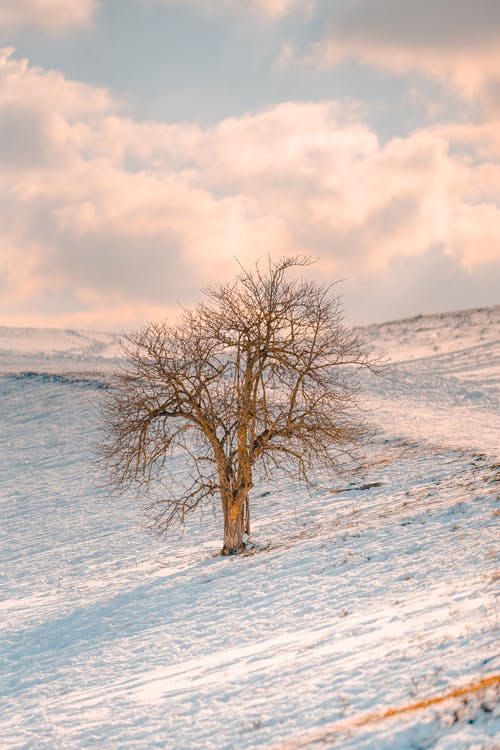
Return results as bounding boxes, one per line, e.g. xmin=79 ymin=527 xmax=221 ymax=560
xmin=220 ymin=491 xmax=248 ymax=555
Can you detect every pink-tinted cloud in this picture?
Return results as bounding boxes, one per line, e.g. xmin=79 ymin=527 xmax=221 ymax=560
xmin=0 ymin=0 xmax=97 ymax=31
xmin=0 ymin=49 xmax=499 ymax=329
xmin=315 ymin=0 xmax=500 ymax=106
xmin=197 ymin=105 xmax=499 ymax=273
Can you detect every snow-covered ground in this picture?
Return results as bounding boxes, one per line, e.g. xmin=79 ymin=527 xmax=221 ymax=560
xmin=1 ymin=306 xmax=499 ymax=749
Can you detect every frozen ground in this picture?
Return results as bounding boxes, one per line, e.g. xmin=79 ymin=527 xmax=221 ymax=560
xmin=1 ymin=305 xmax=499 ymax=749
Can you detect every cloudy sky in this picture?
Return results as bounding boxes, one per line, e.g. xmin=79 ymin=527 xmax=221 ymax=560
xmin=1 ymin=0 xmax=499 ymax=329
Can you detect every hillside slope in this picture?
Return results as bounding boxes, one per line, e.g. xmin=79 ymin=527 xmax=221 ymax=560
xmin=1 ymin=306 xmax=499 ymax=749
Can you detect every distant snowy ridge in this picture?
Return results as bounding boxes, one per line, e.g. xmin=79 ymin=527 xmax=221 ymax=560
xmin=1 ymin=304 xmax=498 ymax=375
xmin=363 ymin=304 xmax=500 ymax=371
xmin=0 ymin=326 xmax=121 ymax=374
xmin=0 ymin=326 xmax=120 ymax=356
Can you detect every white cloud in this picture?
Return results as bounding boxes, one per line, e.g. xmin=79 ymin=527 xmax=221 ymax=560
xmin=0 ymin=49 xmax=499 ymax=329
xmin=0 ymin=0 xmax=97 ymax=32
xmin=0 ymin=49 xmax=112 ymax=170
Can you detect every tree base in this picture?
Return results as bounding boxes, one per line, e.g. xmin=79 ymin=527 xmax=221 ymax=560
xmin=217 ymin=534 xmax=268 ymax=556
xmin=218 ymin=544 xmax=246 ymax=556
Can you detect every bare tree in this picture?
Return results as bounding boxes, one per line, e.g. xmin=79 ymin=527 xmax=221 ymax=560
xmin=102 ymin=256 xmax=378 ymax=554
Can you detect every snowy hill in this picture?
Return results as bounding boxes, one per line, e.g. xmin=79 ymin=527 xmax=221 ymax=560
xmin=1 ymin=306 xmax=499 ymax=749
xmin=361 ymin=305 xmax=500 ymax=456
xmin=0 ymin=326 xmax=121 ymax=375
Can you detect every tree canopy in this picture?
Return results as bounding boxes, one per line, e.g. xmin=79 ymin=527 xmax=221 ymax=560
xmin=102 ymin=256 xmax=378 ymax=554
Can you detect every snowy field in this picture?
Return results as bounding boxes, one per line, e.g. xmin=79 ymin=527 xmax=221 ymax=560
xmin=1 ymin=306 xmax=499 ymax=749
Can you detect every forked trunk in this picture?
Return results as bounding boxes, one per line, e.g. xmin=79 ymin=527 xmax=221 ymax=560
xmin=220 ymin=490 xmax=249 ymax=555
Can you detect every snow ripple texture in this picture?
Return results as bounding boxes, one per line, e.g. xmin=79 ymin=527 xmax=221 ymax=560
xmin=0 ymin=306 xmax=499 ymax=749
